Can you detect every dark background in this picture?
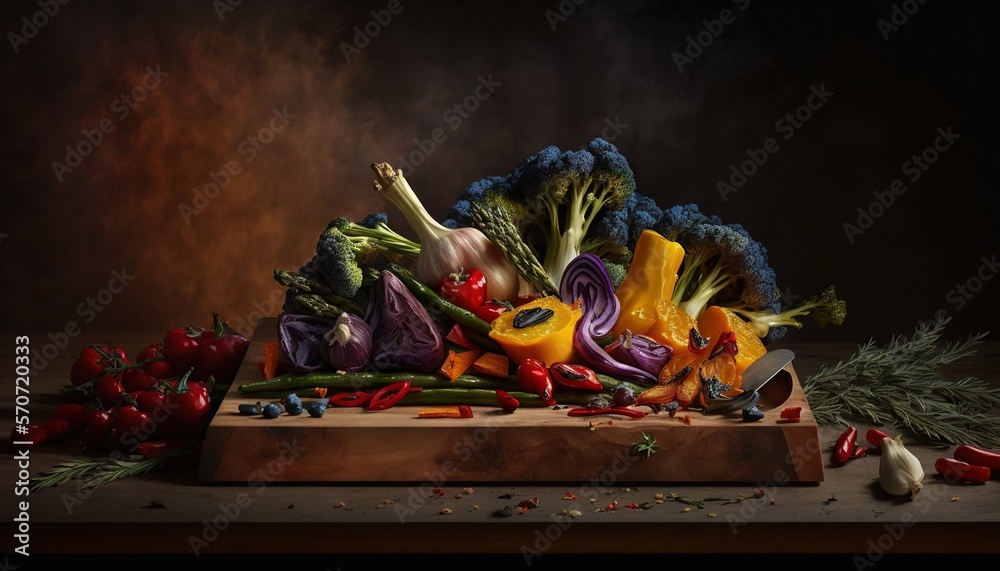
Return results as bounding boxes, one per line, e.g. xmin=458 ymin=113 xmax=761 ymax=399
xmin=2 ymin=0 xmax=998 ymax=348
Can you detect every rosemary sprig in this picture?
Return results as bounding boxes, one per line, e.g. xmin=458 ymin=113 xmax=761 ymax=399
xmin=30 ymin=444 xmax=197 ymax=492
xmin=631 ymin=431 xmax=660 ymax=459
xmin=802 ymin=313 xmax=999 ymax=448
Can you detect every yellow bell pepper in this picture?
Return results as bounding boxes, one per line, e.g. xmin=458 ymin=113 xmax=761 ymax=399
xmin=489 ymin=296 xmax=582 ymax=366
xmin=611 ymin=230 xmax=686 ymax=338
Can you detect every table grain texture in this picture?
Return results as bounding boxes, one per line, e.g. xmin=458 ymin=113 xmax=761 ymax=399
xmin=2 ymin=324 xmax=999 ymax=563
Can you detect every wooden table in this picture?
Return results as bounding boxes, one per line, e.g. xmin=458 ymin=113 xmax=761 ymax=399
xmin=3 ymin=327 xmax=999 ymax=565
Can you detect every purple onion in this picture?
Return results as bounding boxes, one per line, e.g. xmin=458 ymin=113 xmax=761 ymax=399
xmin=605 ymin=330 xmax=672 ymax=377
xmin=324 ymin=312 xmax=372 ymax=372
xmin=560 ymin=254 xmax=657 ymax=384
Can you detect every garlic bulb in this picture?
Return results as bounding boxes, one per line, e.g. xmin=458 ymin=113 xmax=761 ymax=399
xmin=371 ymin=163 xmax=519 ymax=301
xmin=879 ymin=434 xmax=925 ymax=498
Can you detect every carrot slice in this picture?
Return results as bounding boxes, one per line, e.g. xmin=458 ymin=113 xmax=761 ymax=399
xmin=418 ymin=405 xmax=474 ymax=419
xmin=472 ymin=352 xmax=510 ymax=378
xmin=439 ymin=349 xmax=484 ymax=381
xmin=263 ymin=341 xmax=282 ymax=379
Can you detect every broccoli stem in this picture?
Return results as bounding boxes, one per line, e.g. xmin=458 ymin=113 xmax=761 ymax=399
xmin=345 ymin=221 xmax=420 ymax=259
xmin=730 ymin=285 xmax=846 ymax=337
xmin=678 ymin=262 xmax=736 ymax=320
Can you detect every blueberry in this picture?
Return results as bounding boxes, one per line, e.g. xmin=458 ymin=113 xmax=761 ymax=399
xmin=238 ymin=403 xmax=262 ymax=415
xmin=306 ymin=402 xmax=326 ymax=418
xmin=285 ymin=401 xmax=303 ymax=415
xmin=742 ymin=405 xmax=765 ymax=423
xmin=262 ymin=403 xmax=282 ymax=418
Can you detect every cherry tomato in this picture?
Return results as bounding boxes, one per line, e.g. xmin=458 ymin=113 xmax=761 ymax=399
xmin=93 ymin=374 xmax=126 ymax=409
xmin=70 ymin=345 xmax=130 ymax=387
xmin=40 ymin=419 xmax=74 ymax=442
xmin=81 ymin=410 xmax=114 ymax=449
xmin=163 ymin=327 xmax=204 ymax=374
xmin=137 ymin=342 xmax=174 ymax=380
xmin=438 ymin=268 xmax=488 ymax=312
xmin=122 ymin=368 xmax=157 ymax=392
xmin=132 ymin=389 xmax=167 ymax=414
xmin=50 ymin=403 xmax=92 ymax=433
xmin=116 ymin=404 xmax=153 ymax=445
xmin=10 ymin=423 xmax=47 ymax=448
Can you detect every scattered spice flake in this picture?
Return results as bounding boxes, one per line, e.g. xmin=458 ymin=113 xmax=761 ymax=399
xmin=626 ymin=502 xmax=640 ymax=509
xmin=780 ymin=406 xmax=802 ymax=423
xmin=951 ymin=497 xmax=960 ymax=502
xmin=498 ymin=493 xmax=513 ymax=499
xmin=653 ymin=493 xmax=664 ymax=500
xmin=656 ymin=499 xmax=664 ymax=504
xmin=286 ymin=503 xmax=295 ymax=509
xmin=605 ymin=501 xmax=618 ymax=511
xmin=589 ymin=421 xmax=602 ymax=431
xmin=682 ymin=507 xmax=692 ymax=513
xmin=473 ymin=505 xmax=480 ymax=510
xmin=440 ymin=508 xmax=453 ymax=515
xmin=707 ymin=513 xmax=718 ymax=518
xmin=680 ymin=414 xmax=693 ymax=425
xmin=823 ymin=495 xmax=838 ymax=505
xmin=146 ymin=500 xmax=166 ymax=509
xmin=432 ymin=488 xmax=443 ymax=495
xmin=607 ymin=420 xmax=613 ymax=425
xmin=589 ymin=498 xmax=598 ymax=503
xmin=517 ymin=499 xmax=539 ymax=510
xmin=454 ymin=494 xmax=462 ymax=500
xmin=563 ymin=492 xmax=578 ymax=500
xmin=751 ymin=489 xmax=765 ymax=499
xmin=335 ymin=502 xmax=347 ymax=509
xmin=463 ymin=487 xmax=474 ymax=495
xmin=568 ymin=509 xmax=582 ymax=518
xmin=770 ymin=498 xmax=776 ymax=505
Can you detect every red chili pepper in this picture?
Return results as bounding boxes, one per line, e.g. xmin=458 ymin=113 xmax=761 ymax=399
xmin=549 ymin=362 xmax=603 ymax=392
xmin=472 ymin=299 xmax=513 ymax=323
xmin=953 ymin=444 xmax=1000 ymax=473
xmin=516 ymin=358 xmax=555 ymax=406
xmin=136 ymin=438 xmax=197 ymax=459
xmin=833 ymin=425 xmax=858 ymax=463
xmin=368 ymin=380 xmax=414 ymax=411
xmin=935 ymin=457 xmax=991 ymax=484
xmin=328 ymin=390 xmax=373 ymax=407
xmin=852 ymin=445 xmax=867 ymax=458
xmin=567 ymin=406 xmax=646 ymax=420
xmin=866 ymin=428 xmax=892 ymax=449
xmin=495 ymin=389 xmax=520 ymax=413
xmin=438 ymin=268 xmax=488 ymax=312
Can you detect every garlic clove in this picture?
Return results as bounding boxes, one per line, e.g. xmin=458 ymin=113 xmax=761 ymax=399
xmin=878 ymin=434 xmax=925 ymax=499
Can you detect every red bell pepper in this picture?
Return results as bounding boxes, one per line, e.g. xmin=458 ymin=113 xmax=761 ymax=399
xmin=156 ymin=370 xmax=212 ymax=438
xmin=496 ymin=389 xmax=520 ymax=413
xmin=438 ymin=268 xmax=487 ymax=312
xmin=516 ymin=358 xmax=556 ymax=406
xmin=549 ymin=362 xmax=603 ymax=392
xmin=163 ymin=312 xmax=250 ymax=385
xmin=472 ymin=299 xmax=513 ymax=323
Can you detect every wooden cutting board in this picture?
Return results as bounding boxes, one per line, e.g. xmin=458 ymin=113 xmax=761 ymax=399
xmin=198 ymin=319 xmax=825 ymax=484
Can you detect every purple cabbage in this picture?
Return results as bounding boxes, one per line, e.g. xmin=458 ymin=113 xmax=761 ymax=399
xmin=605 ymin=330 xmax=671 ymax=377
xmin=366 ymin=270 xmax=444 ymax=373
xmin=324 ymin=312 xmax=373 ymax=372
xmin=278 ymin=313 xmax=337 ymax=373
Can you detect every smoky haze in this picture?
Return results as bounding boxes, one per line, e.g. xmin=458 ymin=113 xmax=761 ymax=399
xmin=2 ymin=0 xmax=998 ymax=345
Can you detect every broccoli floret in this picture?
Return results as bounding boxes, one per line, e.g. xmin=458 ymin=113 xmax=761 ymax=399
xmin=626 ymin=193 xmax=663 ymax=251
xmin=512 ymin=138 xmax=636 ymax=285
xmin=327 ymin=214 xmax=420 ymax=263
xmin=601 ymin=259 xmax=628 ymax=289
xmin=731 ymin=285 xmax=847 ymax=339
xmin=670 ymin=221 xmax=779 ymax=322
xmin=299 ymin=223 xmax=365 ymax=298
xmin=654 ymin=203 xmax=723 ymax=241
xmin=582 ymin=207 xmax=631 ymax=264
